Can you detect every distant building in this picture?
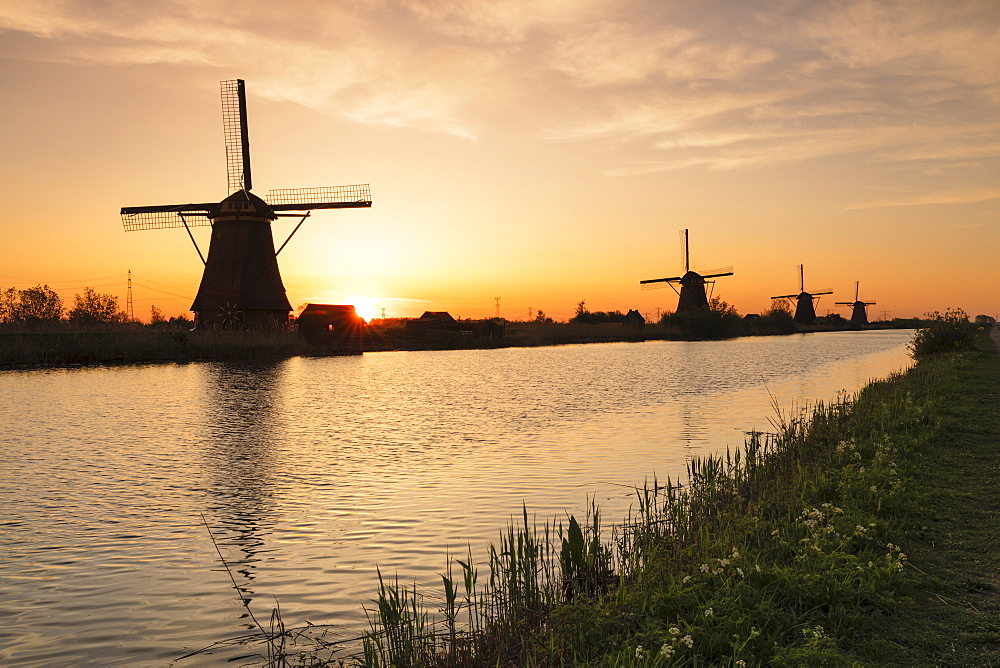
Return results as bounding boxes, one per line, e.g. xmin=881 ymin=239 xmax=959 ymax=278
xmin=406 ymin=311 xmax=460 ymax=336
xmin=623 ymin=309 xmax=646 ymax=327
xmin=297 ymin=304 xmax=366 ymax=353
xmin=405 ymin=311 xmax=505 ymax=342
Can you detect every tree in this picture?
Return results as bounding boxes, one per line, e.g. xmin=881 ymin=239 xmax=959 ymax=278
xmin=534 ymin=309 xmax=554 ymax=323
xmin=708 ymin=296 xmax=739 ymax=317
xmin=0 ymin=287 xmax=15 ymax=323
xmin=150 ymin=305 xmax=166 ymax=324
xmin=4 ymin=284 xmax=64 ymax=324
xmin=69 ymin=287 xmax=125 ymax=323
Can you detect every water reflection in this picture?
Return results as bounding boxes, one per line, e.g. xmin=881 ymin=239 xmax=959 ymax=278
xmin=200 ymin=361 xmax=287 ymax=610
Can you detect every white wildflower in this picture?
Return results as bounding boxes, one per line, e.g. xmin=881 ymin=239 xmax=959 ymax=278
xmin=635 ymin=645 xmax=645 ymax=659
xmin=736 ymin=567 xmax=745 ymax=578
xmin=682 ymin=634 xmax=694 ymax=648
xmin=704 ymin=607 xmax=714 ymax=617
xmin=682 ymin=575 xmax=692 ymax=584
xmin=669 ymin=627 xmax=681 ymax=636
xmin=659 ymin=643 xmax=674 ymax=658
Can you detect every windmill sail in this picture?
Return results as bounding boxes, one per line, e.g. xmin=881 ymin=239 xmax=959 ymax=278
xmin=221 ymin=79 xmax=252 ymax=193
xmin=268 ymin=185 xmax=372 ymax=211
xmin=120 ymin=203 xmax=215 ymax=231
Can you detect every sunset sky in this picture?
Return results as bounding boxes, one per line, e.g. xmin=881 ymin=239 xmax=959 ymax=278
xmin=1 ymin=0 xmax=997 ymax=322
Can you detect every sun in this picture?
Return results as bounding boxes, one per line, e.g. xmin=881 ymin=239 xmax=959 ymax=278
xmin=346 ymin=295 xmax=379 ymax=322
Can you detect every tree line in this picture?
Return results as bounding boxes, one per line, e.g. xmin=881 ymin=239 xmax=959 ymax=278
xmin=0 ymin=284 xmax=187 ymax=327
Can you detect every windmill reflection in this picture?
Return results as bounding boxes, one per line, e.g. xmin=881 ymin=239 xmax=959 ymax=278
xmin=200 ymin=359 xmax=288 ymax=617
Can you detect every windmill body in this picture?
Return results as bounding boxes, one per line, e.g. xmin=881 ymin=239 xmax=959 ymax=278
xmin=640 ymin=230 xmax=733 ymax=314
xmin=189 ymin=191 xmax=290 ymax=326
xmin=835 ymin=282 xmax=876 ymax=325
xmin=771 ymin=265 xmax=832 ymax=325
xmin=120 ymin=79 xmax=372 ymax=328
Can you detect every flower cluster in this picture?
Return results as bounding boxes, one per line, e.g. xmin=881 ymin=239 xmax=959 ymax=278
xmin=657 ymin=626 xmax=694 ymax=659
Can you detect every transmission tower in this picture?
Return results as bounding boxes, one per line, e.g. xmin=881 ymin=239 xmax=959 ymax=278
xmin=494 ymin=296 xmax=501 ymax=318
xmin=126 ymin=269 xmax=134 ymax=321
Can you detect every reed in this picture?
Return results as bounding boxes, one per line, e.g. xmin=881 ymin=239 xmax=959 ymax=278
xmin=0 ymin=325 xmax=312 ymax=366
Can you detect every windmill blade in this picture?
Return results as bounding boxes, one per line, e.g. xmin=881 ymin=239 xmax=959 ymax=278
xmin=679 ymin=228 xmax=689 ymax=273
xmin=834 ymin=301 xmax=853 ymax=306
xmin=221 ymin=79 xmax=252 ymax=193
xmin=809 ymin=289 xmax=834 ymax=296
xmin=641 ymin=275 xmax=682 ymax=285
xmin=771 ymin=293 xmax=798 ymax=299
xmin=640 ymin=282 xmax=676 ymax=291
xmin=268 ymin=184 xmax=373 ymax=211
xmin=120 ymin=203 xmax=215 ymax=231
xmin=699 ymin=266 xmax=734 ymax=279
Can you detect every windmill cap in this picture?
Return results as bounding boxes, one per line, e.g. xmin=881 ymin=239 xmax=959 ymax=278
xmin=210 ymin=190 xmax=277 ymax=221
xmin=680 ymin=270 xmax=705 ymax=284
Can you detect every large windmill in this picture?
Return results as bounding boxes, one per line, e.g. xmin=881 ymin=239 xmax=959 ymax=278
xmin=771 ymin=264 xmax=832 ymax=325
xmin=640 ymin=229 xmax=733 ymax=313
xmin=121 ymin=79 xmax=372 ymax=327
xmin=836 ymin=281 xmax=876 ymax=325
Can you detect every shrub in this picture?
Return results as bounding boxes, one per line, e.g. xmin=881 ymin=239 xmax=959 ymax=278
xmin=908 ymin=308 xmax=976 ymax=358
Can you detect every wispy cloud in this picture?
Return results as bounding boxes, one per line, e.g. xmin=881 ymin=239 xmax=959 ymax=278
xmin=846 ymin=187 xmax=1000 ymax=210
xmin=0 ymin=0 xmax=997 ymax=174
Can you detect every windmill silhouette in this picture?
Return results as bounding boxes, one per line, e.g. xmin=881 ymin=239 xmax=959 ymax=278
xmin=771 ymin=265 xmax=832 ymax=325
xmin=836 ymin=281 xmax=876 ymax=325
xmin=640 ymin=229 xmax=733 ymax=313
xmin=120 ymin=79 xmax=372 ymax=327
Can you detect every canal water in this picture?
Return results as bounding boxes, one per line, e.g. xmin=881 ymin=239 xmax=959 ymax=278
xmin=0 ymin=330 xmax=913 ymax=665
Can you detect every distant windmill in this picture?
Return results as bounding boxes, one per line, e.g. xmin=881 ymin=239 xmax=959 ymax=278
xmin=836 ymin=281 xmax=876 ymax=325
xmin=640 ymin=229 xmax=734 ymax=313
xmin=120 ymin=79 xmax=372 ymax=327
xmin=771 ymin=265 xmax=832 ymax=325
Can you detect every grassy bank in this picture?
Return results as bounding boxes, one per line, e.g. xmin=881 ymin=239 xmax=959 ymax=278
xmin=222 ymin=329 xmax=999 ymax=666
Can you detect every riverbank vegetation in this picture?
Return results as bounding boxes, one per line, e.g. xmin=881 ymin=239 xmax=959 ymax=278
xmin=0 ymin=281 xmax=973 ymax=368
xmin=216 ymin=321 xmax=998 ymax=665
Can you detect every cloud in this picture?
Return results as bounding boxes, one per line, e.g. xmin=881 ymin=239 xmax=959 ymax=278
xmin=0 ymin=0 xmax=997 ymax=176
xmin=846 ymin=187 xmax=1000 ymax=210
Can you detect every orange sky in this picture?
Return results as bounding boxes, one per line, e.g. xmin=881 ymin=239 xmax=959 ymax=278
xmin=1 ymin=1 xmax=998 ymax=322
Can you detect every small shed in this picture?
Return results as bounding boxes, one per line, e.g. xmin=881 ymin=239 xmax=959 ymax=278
xmin=406 ymin=311 xmax=460 ymax=336
xmin=297 ymin=304 xmax=366 ymax=352
xmin=623 ymin=309 xmax=646 ymax=327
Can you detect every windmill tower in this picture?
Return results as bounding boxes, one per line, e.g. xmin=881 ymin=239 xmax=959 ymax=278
xmin=640 ymin=229 xmax=733 ymax=313
xmin=771 ymin=264 xmax=832 ymax=325
xmin=120 ymin=79 xmax=372 ymax=328
xmin=836 ymin=282 xmax=876 ymax=325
